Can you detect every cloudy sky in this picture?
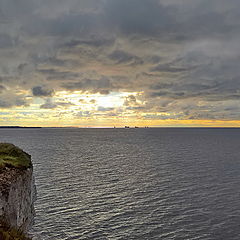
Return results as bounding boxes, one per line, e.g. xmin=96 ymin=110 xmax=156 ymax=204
xmin=0 ymin=0 xmax=240 ymax=127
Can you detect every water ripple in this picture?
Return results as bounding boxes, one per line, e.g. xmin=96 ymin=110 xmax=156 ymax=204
xmin=1 ymin=128 xmax=240 ymax=239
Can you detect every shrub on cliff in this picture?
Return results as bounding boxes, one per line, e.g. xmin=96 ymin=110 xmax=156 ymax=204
xmin=0 ymin=143 xmax=31 ymax=169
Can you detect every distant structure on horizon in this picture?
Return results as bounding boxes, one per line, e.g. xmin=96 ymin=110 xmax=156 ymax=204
xmin=123 ymin=126 xmax=149 ymax=129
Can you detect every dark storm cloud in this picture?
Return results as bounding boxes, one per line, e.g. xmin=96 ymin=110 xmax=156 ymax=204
xmin=104 ymin=0 xmax=240 ymax=41
xmin=32 ymin=86 xmax=54 ymax=97
xmin=1 ymin=0 xmax=240 ymax=120
xmin=105 ymin=0 xmax=175 ymax=36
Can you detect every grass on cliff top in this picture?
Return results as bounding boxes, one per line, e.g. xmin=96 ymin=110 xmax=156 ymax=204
xmin=0 ymin=143 xmax=31 ymax=169
xmin=0 ymin=228 xmax=31 ymax=240
xmin=0 ymin=222 xmax=31 ymax=240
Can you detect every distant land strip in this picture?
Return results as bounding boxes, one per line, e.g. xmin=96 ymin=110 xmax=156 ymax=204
xmin=0 ymin=126 xmax=42 ymax=128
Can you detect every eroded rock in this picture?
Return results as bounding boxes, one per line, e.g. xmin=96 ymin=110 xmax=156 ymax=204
xmin=0 ymin=143 xmax=36 ymax=238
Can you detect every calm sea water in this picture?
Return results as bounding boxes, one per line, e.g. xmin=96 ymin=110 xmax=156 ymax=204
xmin=1 ymin=128 xmax=240 ymax=240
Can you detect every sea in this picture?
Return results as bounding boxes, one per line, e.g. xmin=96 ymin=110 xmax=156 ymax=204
xmin=1 ymin=128 xmax=240 ymax=240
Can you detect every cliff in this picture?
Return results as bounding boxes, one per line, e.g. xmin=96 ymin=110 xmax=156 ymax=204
xmin=0 ymin=143 xmax=36 ymax=239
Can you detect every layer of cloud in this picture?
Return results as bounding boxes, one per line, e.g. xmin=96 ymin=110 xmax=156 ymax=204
xmin=0 ymin=0 xmax=240 ymax=122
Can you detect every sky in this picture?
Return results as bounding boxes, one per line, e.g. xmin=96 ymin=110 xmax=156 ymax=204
xmin=0 ymin=0 xmax=240 ymax=127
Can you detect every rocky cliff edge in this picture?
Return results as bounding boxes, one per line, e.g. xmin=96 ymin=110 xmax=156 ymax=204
xmin=0 ymin=143 xmax=36 ymax=239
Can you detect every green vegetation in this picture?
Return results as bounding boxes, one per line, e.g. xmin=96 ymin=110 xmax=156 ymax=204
xmin=0 ymin=143 xmax=31 ymax=169
xmin=0 ymin=223 xmax=31 ymax=240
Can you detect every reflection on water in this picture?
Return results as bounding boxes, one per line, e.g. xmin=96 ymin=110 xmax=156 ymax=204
xmin=1 ymin=128 xmax=240 ymax=239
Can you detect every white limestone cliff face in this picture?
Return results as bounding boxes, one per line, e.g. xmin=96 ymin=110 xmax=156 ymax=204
xmin=0 ymin=166 xmax=36 ymax=234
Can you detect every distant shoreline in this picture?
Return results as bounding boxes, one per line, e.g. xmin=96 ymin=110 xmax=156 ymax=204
xmin=0 ymin=126 xmax=240 ymax=129
xmin=0 ymin=126 xmax=42 ymax=128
